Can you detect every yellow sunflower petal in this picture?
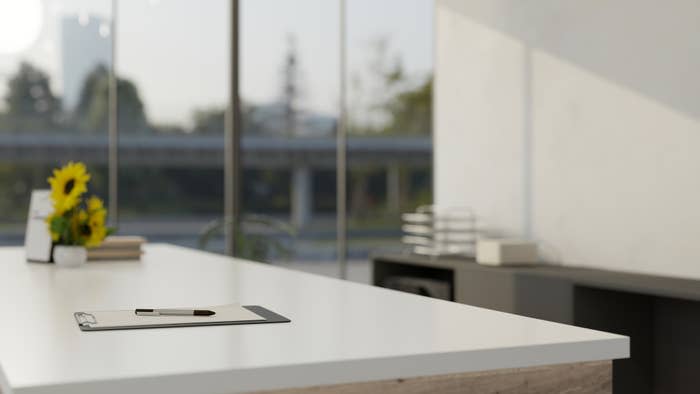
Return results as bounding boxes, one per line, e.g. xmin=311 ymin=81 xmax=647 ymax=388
xmin=87 ymin=196 xmax=104 ymax=212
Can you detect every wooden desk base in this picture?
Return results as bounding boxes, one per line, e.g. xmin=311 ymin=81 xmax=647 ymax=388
xmin=251 ymin=361 xmax=611 ymax=394
xmin=0 ymin=361 xmax=609 ymax=394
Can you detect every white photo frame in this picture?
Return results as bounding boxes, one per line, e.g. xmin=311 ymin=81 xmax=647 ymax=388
xmin=25 ymin=190 xmax=53 ymax=262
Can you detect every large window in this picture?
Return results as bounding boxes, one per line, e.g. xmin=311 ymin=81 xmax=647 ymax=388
xmin=240 ymin=0 xmax=340 ymax=274
xmin=0 ymin=0 xmax=433 ymax=283
xmin=346 ymin=0 xmax=433 ymax=279
xmin=0 ymin=0 xmax=112 ymax=245
xmin=115 ymin=0 xmax=228 ymax=250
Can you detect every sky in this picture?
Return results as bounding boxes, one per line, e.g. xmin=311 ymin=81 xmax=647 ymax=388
xmin=0 ymin=0 xmax=433 ymax=127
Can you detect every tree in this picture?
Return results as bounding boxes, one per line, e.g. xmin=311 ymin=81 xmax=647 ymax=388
xmin=0 ymin=62 xmax=62 ymax=132
xmin=345 ymin=39 xmax=433 ymax=220
xmin=280 ymin=34 xmax=302 ymax=136
xmin=73 ymin=64 xmax=149 ymax=133
xmin=191 ymin=102 xmax=260 ymax=135
xmin=192 ymin=108 xmax=225 ymax=134
xmin=379 ymin=77 xmax=432 ymax=135
xmin=348 ymin=38 xmax=432 ymax=136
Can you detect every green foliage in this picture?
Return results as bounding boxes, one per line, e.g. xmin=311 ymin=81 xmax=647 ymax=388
xmin=73 ymin=65 xmax=108 ymax=132
xmin=116 ymin=78 xmax=149 ymax=133
xmin=192 ymin=108 xmax=225 ymax=134
xmin=0 ymin=62 xmax=62 ymax=132
xmin=73 ymin=64 xmax=149 ymax=133
xmin=50 ymin=215 xmax=70 ymax=243
xmin=0 ymin=165 xmax=50 ymax=221
xmin=191 ymin=103 xmax=261 ymax=135
xmin=232 ymin=230 xmax=289 ymax=263
xmin=117 ymin=167 xmax=224 ymax=215
xmin=49 ymin=210 xmax=115 ymax=246
xmin=348 ymin=38 xmax=432 ymax=136
xmin=344 ymin=39 xmax=433 ymax=216
xmin=379 ymin=77 xmax=432 ymax=135
xmin=198 ymin=216 xmax=296 ymax=263
xmin=0 ymin=62 xmax=148 ymax=135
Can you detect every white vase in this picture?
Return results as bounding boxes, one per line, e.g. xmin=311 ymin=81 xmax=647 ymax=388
xmin=53 ymin=246 xmax=87 ymax=268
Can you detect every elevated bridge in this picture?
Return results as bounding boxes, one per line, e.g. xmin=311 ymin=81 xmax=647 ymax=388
xmin=0 ymin=133 xmax=431 ymax=227
xmin=0 ymin=133 xmax=431 ymax=168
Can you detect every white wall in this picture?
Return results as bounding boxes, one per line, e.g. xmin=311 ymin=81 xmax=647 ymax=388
xmin=435 ymin=0 xmax=700 ymax=279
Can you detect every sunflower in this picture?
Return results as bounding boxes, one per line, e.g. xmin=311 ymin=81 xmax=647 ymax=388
xmin=86 ymin=195 xmax=107 ymax=229
xmin=47 ymin=162 xmax=91 ymax=215
xmin=85 ymin=210 xmax=107 ymax=247
xmin=84 ymin=218 xmax=107 ymax=248
xmin=71 ymin=209 xmax=107 ymax=248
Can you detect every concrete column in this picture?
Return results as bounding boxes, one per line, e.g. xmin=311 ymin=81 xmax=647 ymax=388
xmin=387 ymin=163 xmax=401 ymax=213
xmin=291 ymin=166 xmax=313 ymax=229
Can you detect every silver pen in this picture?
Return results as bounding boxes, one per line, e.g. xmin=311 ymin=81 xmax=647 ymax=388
xmin=135 ymin=308 xmax=215 ymax=316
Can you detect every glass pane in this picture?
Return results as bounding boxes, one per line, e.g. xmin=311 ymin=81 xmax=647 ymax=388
xmin=116 ymin=0 xmax=228 ymax=251
xmin=0 ymin=0 xmax=112 ymax=245
xmin=240 ymin=0 xmax=340 ymax=276
xmin=346 ymin=0 xmax=434 ymax=283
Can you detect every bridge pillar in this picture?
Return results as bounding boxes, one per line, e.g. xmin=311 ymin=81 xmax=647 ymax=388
xmin=387 ymin=162 xmax=401 ymax=213
xmin=291 ymin=166 xmax=313 ymax=228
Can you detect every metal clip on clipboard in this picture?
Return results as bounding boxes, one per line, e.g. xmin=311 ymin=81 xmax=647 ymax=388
xmin=75 ymin=312 xmax=98 ymax=328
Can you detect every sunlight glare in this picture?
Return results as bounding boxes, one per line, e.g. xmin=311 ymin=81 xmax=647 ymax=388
xmin=0 ymin=0 xmax=44 ymax=54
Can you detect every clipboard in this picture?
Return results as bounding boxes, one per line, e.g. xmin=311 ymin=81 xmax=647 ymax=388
xmin=74 ymin=304 xmax=290 ymax=331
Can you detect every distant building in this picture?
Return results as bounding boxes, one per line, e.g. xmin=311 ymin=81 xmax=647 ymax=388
xmin=61 ymin=15 xmax=111 ymax=112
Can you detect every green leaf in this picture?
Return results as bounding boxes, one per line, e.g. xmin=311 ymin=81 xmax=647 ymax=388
xmin=50 ymin=216 xmax=68 ymax=236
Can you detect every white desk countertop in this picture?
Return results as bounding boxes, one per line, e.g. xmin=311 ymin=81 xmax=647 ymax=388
xmin=0 ymin=244 xmax=628 ymax=394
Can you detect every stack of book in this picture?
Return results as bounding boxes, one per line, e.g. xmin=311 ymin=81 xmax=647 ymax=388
xmin=87 ymin=236 xmax=146 ymax=261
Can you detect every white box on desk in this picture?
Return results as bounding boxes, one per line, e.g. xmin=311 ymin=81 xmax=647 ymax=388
xmin=476 ymin=239 xmax=538 ymax=266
